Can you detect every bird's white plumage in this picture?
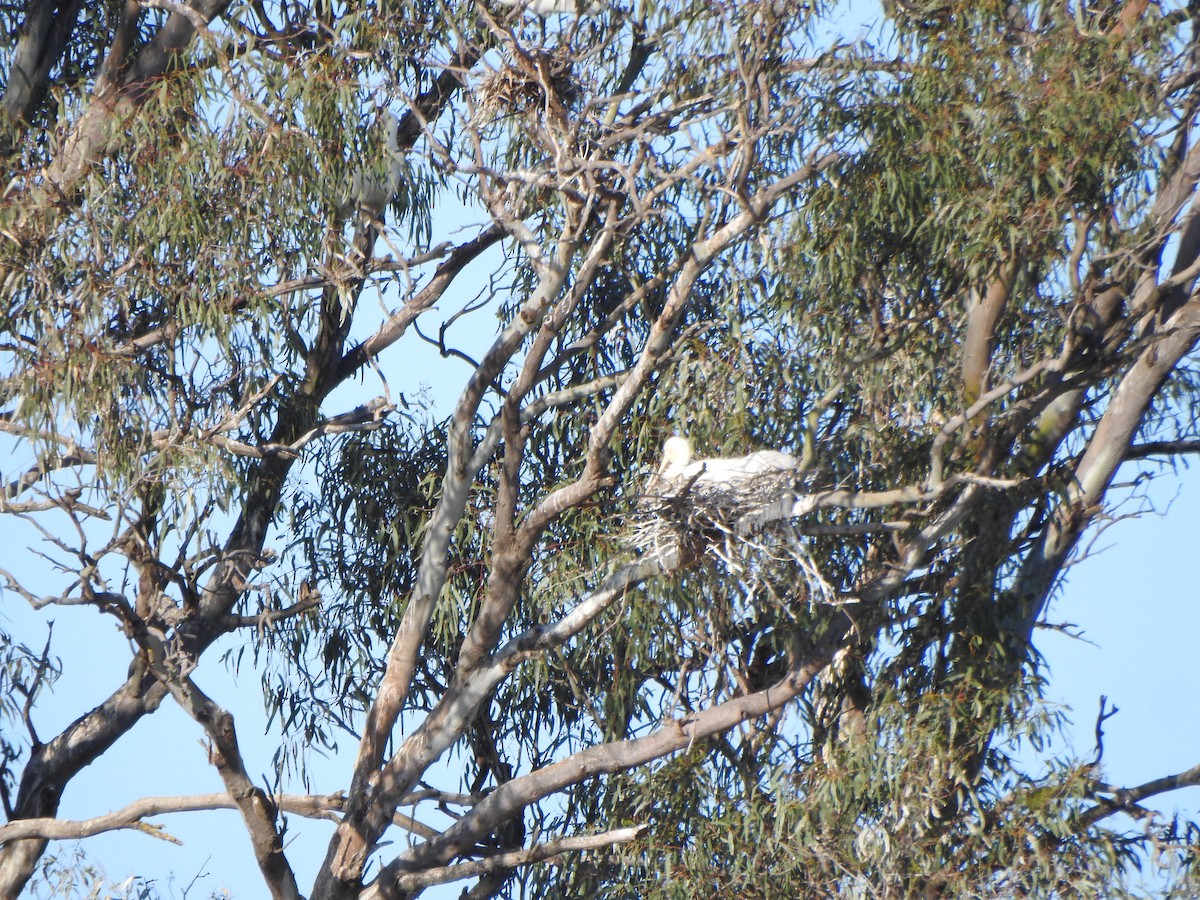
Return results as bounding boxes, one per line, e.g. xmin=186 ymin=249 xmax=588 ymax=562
xmin=683 ymin=450 xmax=798 ymax=490
xmin=494 ymin=0 xmax=601 ymax=15
xmin=646 ymin=435 xmax=797 ymax=499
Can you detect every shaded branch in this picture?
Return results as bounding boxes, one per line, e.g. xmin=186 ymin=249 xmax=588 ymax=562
xmin=337 ymin=226 xmax=505 ymax=380
xmin=162 ymin=675 xmax=301 ymax=900
xmin=222 ymin=588 xmax=322 ymax=631
xmin=1123 ymin=440 xmax=1200 ymax=460
xmin=0 ymin=0 xmax=84 ymax=156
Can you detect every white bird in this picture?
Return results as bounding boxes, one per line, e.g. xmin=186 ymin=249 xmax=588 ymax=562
xmin=644 ymin=435 xmax=798 ymax=500
xmin=493 ymin=0 xmax=601 ymax=16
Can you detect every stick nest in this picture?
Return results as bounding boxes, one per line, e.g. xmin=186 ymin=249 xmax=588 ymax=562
xmin=476 ymin=48 xmax=581 ymax=119
xmin=627 ymin=469 xmax=837 ymax=603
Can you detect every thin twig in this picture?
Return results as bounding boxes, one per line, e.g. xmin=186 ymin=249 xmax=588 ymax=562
xmin=390 ymin=825 xmax=649 ymax=893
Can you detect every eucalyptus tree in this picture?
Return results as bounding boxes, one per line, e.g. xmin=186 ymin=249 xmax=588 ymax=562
xmin=1 ymin=0 xmax=1199 ymax=897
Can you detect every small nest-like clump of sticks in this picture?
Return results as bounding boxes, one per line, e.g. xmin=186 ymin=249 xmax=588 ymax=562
xmin=475 ymin=47 xmax=581 ymax=120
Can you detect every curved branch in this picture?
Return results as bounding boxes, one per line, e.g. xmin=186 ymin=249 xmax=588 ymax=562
xmin=337 ymin=225 xmax=505 ymax=381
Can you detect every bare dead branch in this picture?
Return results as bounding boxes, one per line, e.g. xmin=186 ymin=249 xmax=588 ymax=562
xmin=0 ymin=791 xmax=377 ymax=842
xmin=338 ymin=225 xmax=505 ymax=380
xmin=0 ymin=568 xmax=129 ymax=612
xmin=1082 ymin=762 xmax=1200 ymax=827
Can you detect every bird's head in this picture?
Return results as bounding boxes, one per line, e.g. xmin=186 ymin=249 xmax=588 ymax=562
xmin=659 ymin=435 xmax=693 ymax=473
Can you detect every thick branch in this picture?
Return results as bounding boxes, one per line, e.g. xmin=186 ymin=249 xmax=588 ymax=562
xmin=961 ymin=257 xmax=1017 ymax=406
xmin=36 ymin=0 xmax=233 ymax=196
xmin=1012 ymin=297 xmax=1200 ymax=635
xmin=457 ymin=208 xmax=624 ymax=673
xmin=0 ymin=676 xmax=168 ymax=898
xmin=0 ymin=0 xmax=84 ymax=155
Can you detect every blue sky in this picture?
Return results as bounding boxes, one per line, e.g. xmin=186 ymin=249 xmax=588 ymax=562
xmin=1036 ymin=462 xmax=1200 ymax=829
